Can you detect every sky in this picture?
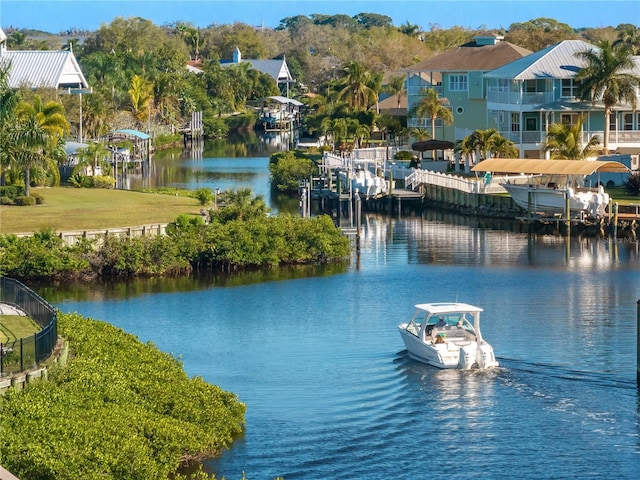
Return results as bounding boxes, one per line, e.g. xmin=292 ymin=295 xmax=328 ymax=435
xmin=0 ymin=0 xmax=638 ymax=33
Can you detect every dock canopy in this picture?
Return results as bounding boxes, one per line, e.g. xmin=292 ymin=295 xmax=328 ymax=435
xmin=471 ymin=158 xmax=630 ymax=175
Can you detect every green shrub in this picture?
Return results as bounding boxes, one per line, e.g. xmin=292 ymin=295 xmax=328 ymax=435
xmin=153 ymin=132 xmax=181 ymax=148
xmin=0 ymin=196 xmax=13 ymax=205
xmin=624 ymin=172 xmax=640 ymax=196
xmin=394 ymin=150 xmax=413 ymax=160
xmin=0 ymin=185 xmax=23 ymax=199
xmin=268 ymin=151 xmax=318 ymax=193
xmin=30 ymin=192 xmax=45 ymax=205
xmin=0 ymin=311 xmax=246 ymax=479
xmin=92 ymin=175 xmax=116 ymax=189
xmin=14 ymin=195 xmax=36 ymax=206
xmin=194 ymin=188 xmax=214 ymax=206
xmin=203 ymin=117 xmax=230 ymax=139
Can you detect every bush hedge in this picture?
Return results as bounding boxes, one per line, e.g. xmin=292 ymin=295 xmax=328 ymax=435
xmin=0 ymin=192 xmax=351 ymax=280
xmin=0 ymin=311 xmax=246 ymax=479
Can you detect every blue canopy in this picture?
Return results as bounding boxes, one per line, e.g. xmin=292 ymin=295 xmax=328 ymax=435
xmin=112 ymin=129 xmax=150 ymax=140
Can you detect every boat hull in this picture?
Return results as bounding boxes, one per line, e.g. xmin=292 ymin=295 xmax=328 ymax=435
xmin=502 ymin=183 xmax=609 ymax=217
xmin=398 ymin=326 xmax=498 ymax=369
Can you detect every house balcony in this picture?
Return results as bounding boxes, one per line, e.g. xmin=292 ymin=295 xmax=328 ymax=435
xmin=407 ymin=85 xmax=442 ymax=97
xmin=487 ymin=90 xmax=554 ymax=107
xmin=499 ymin=129 xmax=640 ymax=149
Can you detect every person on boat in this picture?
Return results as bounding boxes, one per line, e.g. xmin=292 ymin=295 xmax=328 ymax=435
xmin=436 ymin=317 xmax=447 ymax=329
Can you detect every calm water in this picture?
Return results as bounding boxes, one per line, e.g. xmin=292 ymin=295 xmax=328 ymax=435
xmin=37 ymin=144 xmax=640 ymax=479
xmin=41 ymin=215 xmax=640 ymax=480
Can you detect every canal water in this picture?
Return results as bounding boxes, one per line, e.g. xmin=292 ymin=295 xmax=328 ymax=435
xmin=38 ymin=142 xmax=640 ymax=479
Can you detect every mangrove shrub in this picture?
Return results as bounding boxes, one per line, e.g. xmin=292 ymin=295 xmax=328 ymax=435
xmin=0 ymin=311 xmax=246 ymax=479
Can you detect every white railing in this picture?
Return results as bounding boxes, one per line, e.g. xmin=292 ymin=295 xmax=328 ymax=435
xmin=405 ymin=169 xmax=509 ymax=195
xmin=486 ymin=90 xmax=553 ymax=105
xmin=321 ymin=148 xmax=403 ymax=175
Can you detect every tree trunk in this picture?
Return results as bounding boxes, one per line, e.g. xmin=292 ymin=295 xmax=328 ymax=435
xmin=24 ymin=165 xmax=31 ymax=197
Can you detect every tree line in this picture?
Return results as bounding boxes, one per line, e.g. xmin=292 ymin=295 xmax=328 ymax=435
xmin=1 ymin=15 xmax=639 ymax=198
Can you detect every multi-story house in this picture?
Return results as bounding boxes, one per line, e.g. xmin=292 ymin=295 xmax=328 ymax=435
xmin=406 ymin=35 xmax=640 ymax=159
xmin=484 ymin=39 xmax=640 ymax=158
xmin=405 ymin=35 xmax=531 ymax=140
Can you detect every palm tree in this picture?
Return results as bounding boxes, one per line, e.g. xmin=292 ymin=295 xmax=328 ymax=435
xmin=545 ymin=116 xmax=600 ymax=159
xmin=383 ymin=75 xmax=406 ymax=109
xmin=367 ymin=71 xmax=384 ymax=114
xmin=411 ymin=88 xmax=453 ymax=139
xmin=409 ymin=127 xmax=430 ymax=141
xmin=488 ymin=135 xmax=518 ymax=158
xmin=6 ymin=116 xmax=50 ymax=196
xmin=614 ymin=24 xmax=640 ymax=54
xmin=76 ymin=141 xmax=112 ymax=177
xmin=338 ymin=61 xmax=377 ymax=111
xmin=15 ymin=96 xmax=70 ymax=146
xmin=455 ymin=136 xmax=476 ymax=172
xmin=575 ymin=40 xmax=640 ymax=152
xmin=475 ymin=128 xmax=501 ymax=160
xmin=128 ymin=74 xmax=154 ymax=125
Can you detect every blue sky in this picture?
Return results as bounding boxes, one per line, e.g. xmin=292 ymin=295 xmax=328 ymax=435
xmin=0 ymin=0 xmax=638 ymax=33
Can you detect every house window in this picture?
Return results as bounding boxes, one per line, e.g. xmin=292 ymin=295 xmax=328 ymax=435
xmin=511 ymin=113 xmax=520 ymax=132
xmin=526 ymin=118 xmax=537 ymax=131
xmin=525 ymin=80 xmax=537 ymax=92
xmin=561 ymin=114 xmax=574 ymax=126
xmin=498 ymin=79 xmax=510 ymax=92
xmin=609 ymin=113 xmax=617 ymax=131
xmin=449 ymin=74 xmax=468 ymax=91
xmin=561 ymin=79 xmax=582 ymax=98
xmin=624 ymin=113 xmax=633 ymax=130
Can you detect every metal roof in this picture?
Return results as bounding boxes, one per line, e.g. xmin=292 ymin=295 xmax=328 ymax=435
xmin=112 ymin=129 xmax=150 ymax=140
xmin=0 ymin=50 xmax=88 ymax=89
xmin=471 ymin=158 xmax=630 ymax=175
xmin=483 ymin=40 xmax=640 ymax=80
xmin=220 ymin=58 xmax=292 ymax=82
xmin=266 ymin=95 xmax=303 ymax=106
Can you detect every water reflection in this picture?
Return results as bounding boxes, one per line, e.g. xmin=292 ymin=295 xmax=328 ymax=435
xmin=120 ymin=132 xmax=298 ymax=213
xmin=357 ymin=213 xmax=639 ymax=270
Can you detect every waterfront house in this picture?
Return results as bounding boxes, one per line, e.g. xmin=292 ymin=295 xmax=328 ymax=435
xmin=484 ymin=39 xmax=640 ymax=158
xmin=404 ymin=35 xmax=532 ymax=141
xmin=0 ymin=27 xmax=88 ymax=90
xmin=220 ymin=47 xmax=294 ymax=97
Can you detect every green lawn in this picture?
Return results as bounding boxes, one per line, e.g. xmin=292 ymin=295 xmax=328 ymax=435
xmin=0 ymin=187 xmax=203 ymax=235
xmin=0 ymin=315 xmax=40 ymax=342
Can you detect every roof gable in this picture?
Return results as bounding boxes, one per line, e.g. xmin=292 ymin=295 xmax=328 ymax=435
xmin=406 ymin=40 xmax=532 ymax=73
xmin=0 ymin=50 xmax=88 ymax=89
xmin=484 ymin=40 xmax=596 ymax=80
xmin=220 ymin=51 xmax=292 ymax=83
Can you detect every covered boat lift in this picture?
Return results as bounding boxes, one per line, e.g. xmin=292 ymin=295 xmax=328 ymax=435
xmin=471 ymin=158 xmax=630 ymax=177
xmin=471 ymin=158 xmax=630 ymax=221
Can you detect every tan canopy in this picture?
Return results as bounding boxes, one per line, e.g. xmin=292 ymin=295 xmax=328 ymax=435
xmin=471 ymin=158 xmax=630 ymax=175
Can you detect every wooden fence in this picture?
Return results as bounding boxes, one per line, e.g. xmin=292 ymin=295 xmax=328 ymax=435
xmin=56 ymin=224 xmax=169 ymax=247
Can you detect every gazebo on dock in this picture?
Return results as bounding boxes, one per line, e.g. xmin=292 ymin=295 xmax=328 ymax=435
xmin=102 ymin=129 xmax=151 ymax=162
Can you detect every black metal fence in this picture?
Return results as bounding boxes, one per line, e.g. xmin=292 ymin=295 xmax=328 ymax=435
xmin=0 ymin=277 xmax=57 ymax=376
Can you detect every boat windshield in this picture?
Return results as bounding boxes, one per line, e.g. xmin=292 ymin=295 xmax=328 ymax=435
xmin=428 ymin=312 xmax=476 ymax=333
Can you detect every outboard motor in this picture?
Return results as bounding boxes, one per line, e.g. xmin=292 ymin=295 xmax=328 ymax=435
xmin=477 ymin=343 xmax=498 ymax=369
xmin=457 ymin=344 xmax=477 ymax=369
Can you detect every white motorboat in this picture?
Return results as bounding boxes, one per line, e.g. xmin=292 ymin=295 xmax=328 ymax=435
xmin=338 ymin=168 xmax=389 ymax=198
xmin=398 ymin=302 xmax=499 ymax=369
xmin=502 ymin=183 xmax=609 ymax=218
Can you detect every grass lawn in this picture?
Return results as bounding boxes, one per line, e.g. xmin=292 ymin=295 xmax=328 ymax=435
xmin=0 ymin=315 xmax=40 ymax=342
xmin=0 ymin=187 xmax=203 ymax=235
